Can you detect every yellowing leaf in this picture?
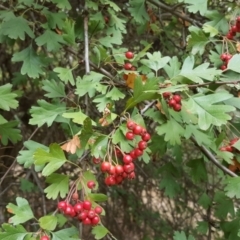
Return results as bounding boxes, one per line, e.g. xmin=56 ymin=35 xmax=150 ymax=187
xmin=61 ymin=135 xmax=81 ymax=154
xmin=126 ymin=73 xmax=147 ymax=89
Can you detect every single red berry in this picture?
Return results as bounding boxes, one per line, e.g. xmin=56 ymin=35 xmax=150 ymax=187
xmin=74 ymin=202 xmax=83 ymax=213
xmin=108 ymin=165 xmax=116 ymax=175
xmin=87 ymin=210 xmax=96 ymax=219
xmin=83 ymin=217 xmax=92 ymax=225
xmin=134 ymin=148 xmax=143 ymax=157
xmin=142 ymin=133 xmax=151 ymax=142
xmin=173 ymin=104 xmax=181 ymax=112
xmin=219 ymin=146 xmax=227 ymax=152
xmin=229 ymin=30 xmax=236 ymax=36
xmin=116 ymin=148 xmax=123 ymax=157
xmin=93 ymin=157 xmax=101 ymax=164
xmin=133 ymin=125 xmax=143 ymax=135
xmin=236 ymin=16 xmax=240 ymax=22
xmin=91 ymin=215 xmax=100 ymax=225
xmin=129 ymin=149 xmax=137 ymax=159
xmin=140 ymin=128 xmax=147 ymax=136
xmin=163 ymin=92 xmax=171 ymax=99
xmin=125 ymin=51 xmax=134 ymax=59
xmin=94 ymin=206 xmax=102 ymax=214
xmin=122 ymin=172 xmax=128 ymax=179
xmin=128 ymin=171 xmax=136 ymax=179
xmin=168 ymin=99 xmax=176 ymax=107
xmin=105 ymin=176 xmax=116 ymax=186
xmin=226 ymin=33 xmax=233 ymax=40
xmin=131 ymin=66 xmax=136 ymax=71
xmin=101 ymin=162 xmax=111 ymax=173
xmin=126 ymin=131 xmax=135 ymax=140
xmin=124 ymin=63 xmax=132 ymax=70
xmin=220 ymin=53 xmax=227 ymax=61
xmin=225 ymin=54 xmax=232 ymax=61
xmin=57 ymin=201 xmax=67 ymax=211
xmin=123 ymin=154 xmax=133 ymax=164
xmin=138 ymin=140 xmax=147 ymax=150
xmin=40 ymin=236 xmax=50 ymax=240
xmin=87 ymin=180 xmax=96 ymax=189
xmin=72 ymin=192 xmax=79 ymax=200
xmin=115 ymin=165 xmax=124 ymax=175
xmin=221 ymin=65 xmax=227 ymax=70
xmin=225 ymin=145 xmax=233 ymax=152
xmin=64 ymin=205 xmax=75 ymax=216
xmin=123 ymin=162 xmax=135 ymax=173
xmin=115 ymin=175 xmax=123 ymax=184
xmin=231 ymin=25 xmax=237 ymax=33
xmin=78 ymin=211 xmax=88 ymax=220
xmin=127 ymin=120 xmax=136 ymax=130
xmin=83 ymin=200 xmax=92 ymax=210
xmin=230 ymin=138 xmax=239 ymax=145
xmin=173 ymin=94 xmax=181 ymax=103
xmin=70 ymin=207 xmax=76 ymax=217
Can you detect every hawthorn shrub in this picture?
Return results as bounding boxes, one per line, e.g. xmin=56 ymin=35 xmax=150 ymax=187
xmin=1 ymin=0 xmax=240 ymax=239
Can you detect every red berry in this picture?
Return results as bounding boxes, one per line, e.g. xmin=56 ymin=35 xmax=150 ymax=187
xmin=72 ymin=192 xmax=79 ymax=200
xmin=93 ymin=157 xmax=101 ymax=164
xmin=115 ymin=165 xmax=124 ymax=175
xmin=101 ymin=162 xmax=111 ymax=173
xmin=134 ymin=148 xmax=143 ymax=157
xmin=40 ymin=236 xmax=50 ymax=240
xmin=219 ymin=146 xmax=227 ymax=152
xmin=220 ymin=53 xmax=227 ymax=61
xmin=142 ymin=133 xmax=151 ymax=142
xmin=129 ymin=149 xmax=137 ymax=159
xmin=131 ymin=66 xmax=136 ymax=71
xmin=91 ymin=215 xmax=100 ymax=225
xmin=122 ymin=172 xmax=128 ymax=179
xmin=125 ymin=51 xmax=134 ymax=59
xmin=87 ymin=210 xmax=96 ymax=219
xmin=87 ymin=180 xmax=96 ymax=189
xmin=133 ymin=125 xmax=143 ymax=135
xmin=104 ymin=175 xmax=116 ymax=186
xmin=173 ymin=103 xmax=181 ymax=112
xmin=221 ymin=65 xmax=227 ymax=70
xmin=127 ymin=120 xmax=136 ymax=130
xmin=138 ymin=140 xmax=147 ymax=150
xmin=78 ymin=211 xmax=88 ymax=220
xmin=230 ymin=138 xmax=239 ymax=145
xmin=123 ymin=163 xmax=135 ymax=173
xmin=226 ymin=33 xmax=233 ymax=39
xmin=225 ymin=145 xmax=233 ymax=152
xmin=64 ymin=205 xmax=75 ymax=216
xmin=163 ymin=92 xmax=171 ymax=99
xmin=226 ymin=54 xmax=232 ymax=61
xmin=236 ymin=16 xmax=240 ymax=22
xmin=108 ymin=165 xmax=116 ymax=175
xmin=74 ymin=202 xmax=83 ymax=213
xmin=231 ymin=25 xmax=237 ymax=33
xmin=124 ymin=63 xmax=132 ymax=70
xmin=83 ymin=217 xmax=92 ymax=225
xmin=57 ymin=201 xmax=67 ymax=211
xmin=128 ymin=171 xmax=136 ymax=179
xmin=123 ymin=154 xmax=133 ymax=164
xmin=126 ymin=131 xmax=135 ymax=140
xmin=115 ymin=175 xmax=123 ymax=184
xmin=83 ymin=200 xmax=92 ymax=210
xmin=173 ymin=94 xmax=181 ymax=103
xmin=94 ymin=206 xmax=102 ymax=214
xmin=168 ymin=99 xmax=176 ymax=107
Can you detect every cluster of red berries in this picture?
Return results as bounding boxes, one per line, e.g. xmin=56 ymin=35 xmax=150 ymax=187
xmin=124 ymin=51 xmax=136 ymax=71
xmin=162 ymin=92 xmax=182 ymax=112
xmin=226 ymin=16 xmax=240 ymax=40
xmin=57 ymin=199 xmax=101 ymax=226
xmin=220 ymin=53 xmax=232 ymax=70
xmin=93 ymin=120 xmax=151 ymax=186
xmin=220 ymin=137 xmax=239 ymax=152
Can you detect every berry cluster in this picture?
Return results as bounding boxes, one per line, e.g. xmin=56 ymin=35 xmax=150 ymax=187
xmin=124 ymin=51 xmax=135 ymax=71
xmin=57 ymin=199 xmax=101 ymax=226
xmin=220 ymin=53 xmax=232 ymax=70
xmin=162 ymin=92 xmax=182 ymax=112
xmin=226 ymin=16 xmax=240 ymax=40
xmin=93 ymin=120 xmax=151 ymax=186
xmin=219 ymin=137 xmax=239 ymax=152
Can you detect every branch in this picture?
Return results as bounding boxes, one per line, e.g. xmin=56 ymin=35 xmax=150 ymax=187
xmin=84 ymin=10 xmax=90 ymax=74
xmin=191 ymin=137 xmax=238 ymax=177
xmin=188 ymin=80 xmax=240 ymax=88
xmin=147 ymin=0 xmax=202 ymax=27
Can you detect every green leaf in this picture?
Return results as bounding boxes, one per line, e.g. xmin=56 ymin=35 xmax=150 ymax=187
xmin=164 ymin=56 xmax=181 ymax=79
xmin=51 ymin=227 xmax=79 ymax=240
xmin=80 ymin=117 xmax=94 ymax=149
xmin=228 ymin=54 xmax=240 ymax=73
xmin=34 ymin=143 xmax=67 ymax=176
xmin=203 ymin=24 xmax=218 ymax=37
xmin=187 ymin=26 xmax=209 ymax=55
xmin=39 ymin=215 xmax=58 ymax=231
xmin=42 ymin=79 xmax=66 ymax=98
xmin=198 ymin=193 xmax=211 ymax=209
xmin=0 ymin=120 xmax=22 ymax=145
xmin=62 ymin=111 xmax=96 ymax=126
xmin=185 ymin=92 xmax=235 ymax=130
xmin=35 ymin=29 xmax=64 ymax=52
xmin=51 ymin=0 xmax=71 ymax=9
xmin=88 ymin=193 xmax=108 ymax=202
xmin=187 ymin=158 xmax=208 ymax=183
xmin=224 ymin=176 xmax=240 ymax=199
xmin=100 ymin=0 xmax=121 ymax=11
xmin=54 ymin=67 xmax=75 ymax=86
xmin=176 ymin=55 xmax=221 ymax=83
xmin=91 ymin=136 xmax=108 ymax=158
xmin=140 ymin=51 xmax=170 ymax=73
xmin=128 ymin=0 xmax=149 ymax=24
xmin=20 ymin=179 xmax=37 ymax=193
xmin=0 ymin=16 xmax=34 ymax=40
xmin=197 ymin=221 xmax=208 ymax=234
xmin=91 ymin=225 xmax=109 ymax=240
xmin=12 ymin=45 xmax=44 ymax=78
xmin=173 ymin=231 xmax=195 ymax=240
xmin=182 ymin=0 xmax=207 ymax=16
xmin=205 ymin=10 xmax=228 ymax=33
xmin=17 ymin=140 xmax=48 ymax=169
xmin=93 ymin=95 xmax=113 ymax=112
xmin=42 ymin=10 xmax=66 ymax=30
xmin=156 ymin=118 xmax=185 ymax=145
xmin=62 ymin=19 xmax=75 ymax=45
xmin=126 ymin=77 xmax=159 ymax=110
xmin=0 ymin=84 xmax=18 ymax=110
xmin=0 ymin=224 xmax=29 ymax=240
xmin=106 ymin=87 xmax=125 ymax=101
xmin=44 ymin=173 xmax=69 ymax=199
xmin=7 ymin=197 xmax=34 ymax=225
xmin=29 ymin=100 xmax=66 ymax=127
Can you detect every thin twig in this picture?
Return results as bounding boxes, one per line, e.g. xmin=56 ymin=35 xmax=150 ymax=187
xmin=188 ymin=80 xmax=240 ymax=88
